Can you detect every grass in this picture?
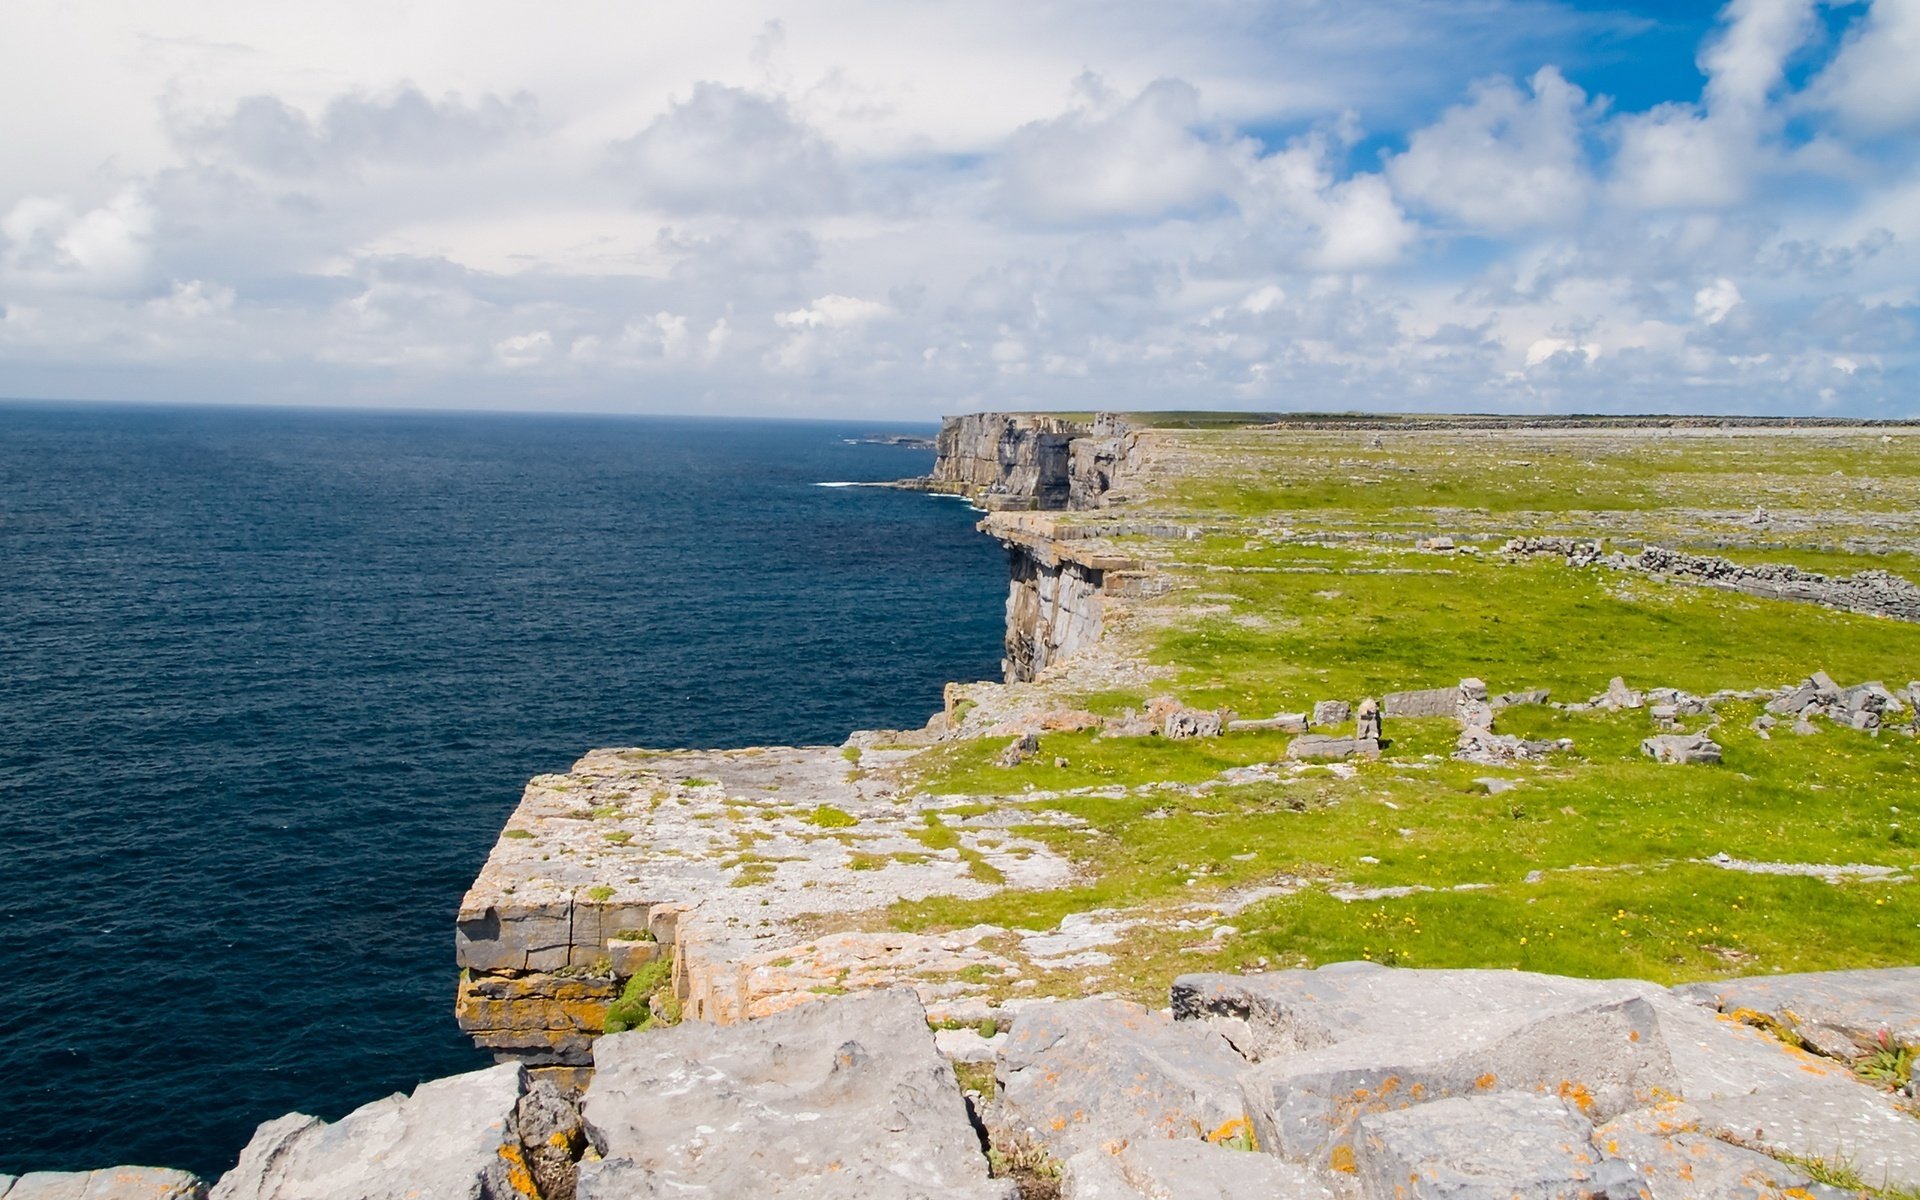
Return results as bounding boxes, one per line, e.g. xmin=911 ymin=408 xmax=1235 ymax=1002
xmin=604 ymin=954 xmax=677 ymax=1034
xmin=890 ymin=700 xmax=1919 ymax=996
xmin=806 ymin=804 xmax=859 ymax=829
xmin=1139 ymin=544 xmax=1920 ymax=718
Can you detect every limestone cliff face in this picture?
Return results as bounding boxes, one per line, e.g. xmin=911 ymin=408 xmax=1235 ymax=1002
xmin=930 ymin=413 xmax=1087 ymax=509
xmin=989 ymin=514 xmax=1143 ymax=682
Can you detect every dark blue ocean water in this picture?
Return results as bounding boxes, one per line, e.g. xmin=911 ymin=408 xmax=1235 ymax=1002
xmin=0 ymin=404 xmax=1004 ymax=1178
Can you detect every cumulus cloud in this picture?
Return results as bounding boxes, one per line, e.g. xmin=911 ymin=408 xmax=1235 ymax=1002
xmin=1608 ymin=0 xmax=1817 ymax=211
xmin=610 ymin=83 xmax=844 ymax=216
xmin=0 ymin=0 xmax=1915 ymax=416
xmin=999 ymin=77 xmax=1241 ymax=224
xmin=1807 ymin=0 xmax=1920 ymax=135
xmin=178 ymin=87 xmax=541 ymax=175
xmin=1 ymin=190 xmax=155 ymax=293
xmin=1387 ymin=68 xmax=1595 ymax=231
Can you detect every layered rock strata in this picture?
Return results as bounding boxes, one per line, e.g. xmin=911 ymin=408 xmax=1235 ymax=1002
xmin=930 ymin=413 xmax=1088 ymax=510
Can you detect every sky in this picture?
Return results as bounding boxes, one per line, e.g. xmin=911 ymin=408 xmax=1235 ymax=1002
xmin=1 ymin=0 xmax=1916 ymax=419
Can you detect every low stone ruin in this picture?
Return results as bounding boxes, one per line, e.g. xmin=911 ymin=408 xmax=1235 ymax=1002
xmin=1502 ymin=538 xmax=1920 ymax=623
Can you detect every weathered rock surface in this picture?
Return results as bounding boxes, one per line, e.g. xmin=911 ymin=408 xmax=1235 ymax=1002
xmin=1061 ymin=1139 xmax=1333 ymax=1200
xmin=932 ymin=413 xmax=1088 ymax=510
xmin=1172 ymin=962 xmax=1920 ymax=1190
xmin=1593 ymin=1104 xmax=1819 ymax=1200
xmin=580 ymin=988 xmax=1009 ymax=1199
xmin=1642 ymin=732 xmax=1723 ymax=764
xmin=211 ymin=1062 xmax=529 ymax=1200
xmin=1352 ymin=1092 xmax=1641 ymax=1200
xmin=2 ymin=1169 xmax=206 ymax=1200
xmin=1673 ymin=965 xmax=1920 ymax=1051
xmin=997 ymin=999 xmax=1250 ymax=1158
xmin=1287 ymin=734 xmax=1381 ymax=761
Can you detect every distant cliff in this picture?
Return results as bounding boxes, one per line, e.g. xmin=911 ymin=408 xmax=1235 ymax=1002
xmin=927 ymin=412 xmax=1137 ymax=511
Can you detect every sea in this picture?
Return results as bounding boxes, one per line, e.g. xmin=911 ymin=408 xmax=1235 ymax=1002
xmin=0 ymin=404 xmax=1006 ymax=1178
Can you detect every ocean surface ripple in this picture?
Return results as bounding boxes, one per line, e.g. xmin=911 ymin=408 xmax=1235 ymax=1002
xmin=0 ymin=405 xmax=1005 ymax=1177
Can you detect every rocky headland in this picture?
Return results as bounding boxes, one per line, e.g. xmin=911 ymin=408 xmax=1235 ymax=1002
xmin=25 ymin=412 xmax=1920 ymax=1200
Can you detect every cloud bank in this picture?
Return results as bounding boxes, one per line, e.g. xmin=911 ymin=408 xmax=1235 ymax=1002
xmin=0 ymin=0 xmax=1914 ymax=417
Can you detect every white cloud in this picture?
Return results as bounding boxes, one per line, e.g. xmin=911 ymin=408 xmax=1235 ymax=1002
xmin=1694 ymin=277 xmax=1742 ymax=324
xmin=1 ymin=190 xmax=155 ymax=293
xmin=999 ymin=77 xmax=1241 ymax=223
xmin=1807 ymin=0 xmax=1920 ymax=135
xmin=0 ymin=0 xmax=1913 ymax=416
xmin=1387 ymin=68 xmax=1594 ymax=231
xmin=611 ymin=83 xmax=843 ymax=216
xmin=176 ymin=88 xmax=541 ymax=175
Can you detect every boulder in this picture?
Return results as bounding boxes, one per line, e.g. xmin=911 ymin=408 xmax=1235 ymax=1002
xmin=1352 ymin=1092 xmax=1642 ymax=1200
xmin=1060 ymin=1139 xmax=1334 ymax=1200
xmin=1311 ymin=700 xmax=1351 ymax=727
xmin=1492 ymin=689 xmax=1551 ymax=708
xmin=1159 ymin=705 xmax=1227 ymax=740
xmin=3 ymin=1170 xmax=205 ymax=1200
xmin=1672 ymin=967 xmax=1920 ymax=1056
xmin=1454 ymin=729 xmax=1560 ymax=766
xmin=1641 ymin=732 xmax=1721 ymax=764
xmin=211 ymin=1063 xmax=529 ymax=1200
xmin=580 ymin=988 xmax=1009 ymax=1199
xmin=997 ymin=998 xmax=1250 ymax=1159
xmin=1600 ymin=677 xmax=1644 ymax=711
xmin=997 ymin=733 xmax=1040 ymax=767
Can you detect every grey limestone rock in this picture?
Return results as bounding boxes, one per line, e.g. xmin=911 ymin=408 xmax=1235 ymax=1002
xmin=1061 ymin=1139 xmax=1334 ymax=1200
xmin=1160 ymin=705 xmax=1226 ymax=740
xmin=1600 ymin=677 xmax=1644 ymax=710
xmin=1225 ymin=713 xmax=1308 ymax=734
xmin=997 ymin=998 xmax=1250 ymax=1159
xmin=1287 ymin=735 xmax=1380 ymax=761
xmin=1383 ymin=687 xmax=1455 ymax=719
xmin=998 ymin=733 xmax=1041 ymax=767
xmin=3 ymin=1170 xmax=205 ymax=1200
xmin=1311 ymin=699 xmax=1351 ymax=727
xmin=1454 ymin=729 xmax=1560 ymax=765
xmin=1352 ymin=1092 xmax=1641 ymax=1200
xmin=211 ymin=1063 xmax=528 ymax=1200
xmin=1673 ymin=966 xmax=1920 ymax=1055
xmin=1641 ymin=732 xmax=1722 ymax=764
xmin=1593 ymin=1104 xmax=1817 ymax=1200
xmin=580 ymin=988 xmax=1009 ymax=1199
xmin=1172 ymin=963 xmax=1680 ymax=1166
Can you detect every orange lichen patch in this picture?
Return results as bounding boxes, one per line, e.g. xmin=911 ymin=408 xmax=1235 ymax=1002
xmin=1206 ymin=1118 xmax=1254 ymax=1146
xmin=1474 ymin=1072 xmax=1498 ymax=1090
xmin=1378 ymin=1076 xmax=1402 ymax=1096
xmin=1678 ymin=1163 xmax=1695 ymax=1182
xmin=1408 ymin=1082 xmax=1427 ymax=1100
xmin=495 ymin=1143 xmax=538 ymax=1197
xmin=1558 ymin=1081 xmax=1598 ymax=1116
xmin=1329 ymin=1144 xmax=1357 ymax=1174
xmin=1629 ymin=1030 xmax=1641 ymax=1042
xmin=1049 ymin=1116 xmax=1068 ymax=1131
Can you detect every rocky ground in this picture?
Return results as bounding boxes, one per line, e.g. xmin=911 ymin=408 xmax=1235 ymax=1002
xmin=24 ymin=414 xmax=1920 ymax=1199
xmin=30 ymin=962 xmax=1919 ymax=1199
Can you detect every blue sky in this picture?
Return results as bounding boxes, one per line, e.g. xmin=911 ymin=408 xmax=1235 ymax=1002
xmin=0 ymin=0 xmax=1915 ymax=417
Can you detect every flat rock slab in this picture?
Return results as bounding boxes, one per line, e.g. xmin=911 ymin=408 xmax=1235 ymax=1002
xmin=2 ymin=1170 xmax=205 ymax=1200
xmin=1673 ymin=966 xmax=1920 ymax=1050
xmin=211 ymin=1063 xmax=527 ymax=1200
xmin=579 ymin=988 xmax=1010 ymax=1199
xmin=1353 ymin=1092 xmax=1641 ymax=1200
xmin=1593 ymin=1104 xmax=1818 ymax=1200
xmin=1175 ymin=962 xmax=1920 ymax=1190
xmin=998 ymin=998 xmax=1251 ymax=1158
xmin=1061 ymin=1139 xmax=1334 ymax=1200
